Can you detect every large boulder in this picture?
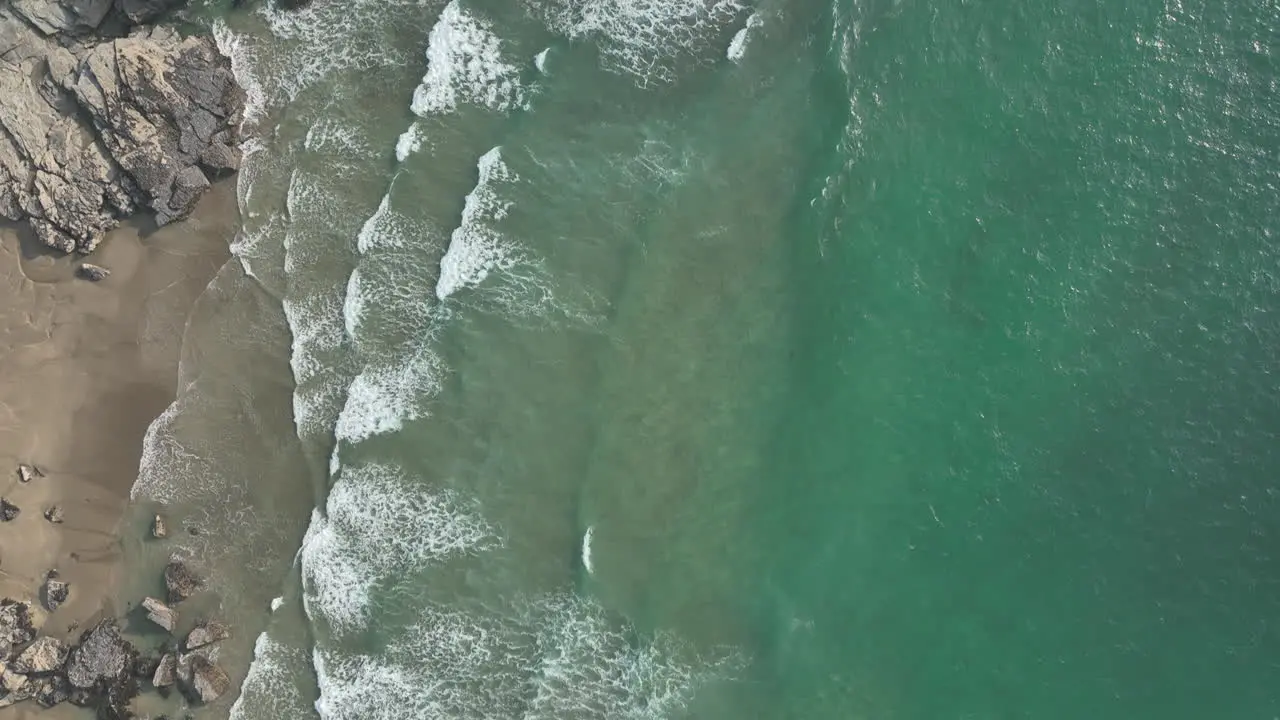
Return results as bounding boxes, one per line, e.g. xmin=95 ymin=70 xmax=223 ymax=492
xmin=150 ymin=652 xmax=176 ymax=687
xmin=163 ymin=560 xmax=201 ymax=603
xmin=179 ymin=653 xmax=228 ymax=704
xmin=183 ymin=621 xmax=229 ymax=652
xmin=65 ymin=620 xmax=135 ymax=689
xmin=12 ymin=636 xmax=68 ymax=674
xmin=0 ymin=600 xmax=41 ymax=654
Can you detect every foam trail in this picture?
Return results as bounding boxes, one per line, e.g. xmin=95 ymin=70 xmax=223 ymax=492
xmin=435 ymin=146 xmax=517 ymax=300
xmin=411 ymin=0 xmax=526 ymax=117
xmin=581 ymin=525 xmax=595 ymax=575
xmin=395 ymin=123 xmax=425 ymax=161
xmin=727 ymin=12 xmax=762 ymax=62
xmin=534 ymin=47 xmax=550 ymax=73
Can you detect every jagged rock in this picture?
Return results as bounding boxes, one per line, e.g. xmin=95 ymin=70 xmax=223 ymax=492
xmin=163 ymin=560 xmax=201 ymax=604
xmin=151 ymin=514 xmax=167 ymax=538
xmin=77 ymin=264 xmax=110 ymax=281
xmin=13 ymin=636 xmax=69 ymax=674
xmin=41 ymin=574 xmax=68 ymax=612
xmin=16 ymin=464 xmax=40 ymax=483
xmin=180 ymin=654 xmax=228 ymax=704
xmin=182 ymin=621 xmax=228 ymax=652
xmin=0 ymin=11 xmax=242 ymax=254
xmin=0 ymin=672 xmax=34 ymax=708
xmin=66 ymin=620 xmax=136 ymax=690
xmin=0 ymin=600 xmax=41 ymax=653
xmin=35 ymin=673 xmax=70 ymax=707
xmin=0 ymin=499 xmax=19 ymax=522
xmin=0 ymin=662 xmax=26 ymax=692
xmin=43 ymin=505 xmax=64 ymax=523
xmin=150 ymin=653 xmax=175 ymax=687
xmin=141 ymin=597 xmax=177 ymax=632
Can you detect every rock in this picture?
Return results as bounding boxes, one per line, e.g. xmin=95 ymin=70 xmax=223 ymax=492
xmin=0 ymin=600 xmax=40 ymax=652
xmin=0 ymin=662 xmax=26 ymax=692
xmin=35 ymin=674 xmax=70 ymax=707
xmin=150 ymin=653 xmax=175 ymax=687
xmin=43 ymin=505 xmax=64 ymax=524
xmin=182 ymin=621 xmax=229 ymax=652
xmin=141 ymin=597 xmax=177 ymax=633
xmin=16 ymin=464 xmax=40 ymax=483
xmin=163 ymin=560 xmax=201 ymax=604
xmin=0 ymin=672 xmax=34 ymax=708
xmin=151 ymin=514 xmax=167 ymax=539
xmin=12 ymin=636 xmax=69 ymax=674
xmin=132 ymin=652 xmax=159 ymax=680
xmin=65 ymin=620 xmax=136 ymax=690
xmin=0 ymin=13 xmax=243 ymax=255
xmin=180 ymin=654 xmax=228 ymax=705
xmin=41 ymin=575 xmax=68 ymax=612
xmin=0 ymin=500 xmax=19 ymax=522
xmin=77 ymin=264 xmax=110 ymax=281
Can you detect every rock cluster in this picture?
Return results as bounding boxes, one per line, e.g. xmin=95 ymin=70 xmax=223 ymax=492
xmin=0 ymin=0 xmax=243 ymax=254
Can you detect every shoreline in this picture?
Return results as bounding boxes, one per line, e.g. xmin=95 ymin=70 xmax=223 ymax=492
xmin=0 ymin=179 xmax=237 ymax=718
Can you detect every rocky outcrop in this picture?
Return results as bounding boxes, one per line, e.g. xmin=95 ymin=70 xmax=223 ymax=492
xmin=179 ymin=653 xmax=228 ymax=704
xmin=0 ymin=600 xmax=40 ymax=652
xmin=65 ymin=620 xmax=135 ymax=689
xmin=0 ymin=4 xmax=242 ymax=254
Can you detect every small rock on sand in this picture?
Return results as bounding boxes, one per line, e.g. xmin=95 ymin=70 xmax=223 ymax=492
xmin=13 ymin=636 xmax=69 ymax=674
xmin=141 ymin=597 xmax=178 ymax=633
xmin=183 ymin=621 xmax=229 ymax=652
xmin=152 ymin=514 xmax=167 ymax=539
xmin=42 ymin=575 xmax=68 ymax=612
xmin=43 ymin=506 xmax=64 ymax=524
xmin=16 ymin=465 xmax=40 ymax=483
xmin=0 ymin=500 xmax=19 ymax=522
xmin=77 ymin=264 xmax=111 ymax=282
xmin=163 ymin=560 xmax=201 ymax=604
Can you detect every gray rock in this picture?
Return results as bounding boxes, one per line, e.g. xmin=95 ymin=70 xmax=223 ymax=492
xmin=141 ymin=596 xmax=177 ymax=632
xmin=116 ymin=0 xmax=184 ymax=24
xmin=181 ymin=654 xmax=228 ymax=704
xmin=0 ymin=662 xmax=26 ymax=692
xmin=0 ymin=500 xmax=19 ymax=522
xmin=0 ymin=600 xmax=41 ymax=652
xmin=151 ymin=652 xmax=175 ymax=687
xmin=16 ymin=464 xmax=40 ymax=483
xmin=182 ymin=621 xmax=228 ymax=652
xmin=152 ymin=514 xmax=167 ymax=538
xmin=41 ymin=575 xmax=68 ymax=612
xmin=65 ymin=620 xmax=135 ymax=689
xmin=43 ymin=505 xmax=63 ymax=523
xmin=10 ymin=0 xmax=113 ymax=35
xmin=13 ymin=636 xmax=68 ymax=674
xmin=34 ymin=673 xmax=70 ymax=707
xmin=0 ymin=671 xmax=33 ymax=708
xmin=163 ymin=560 xmax=201 ymax=604
xmin=77 ymin=263 xmax=110 ymax=281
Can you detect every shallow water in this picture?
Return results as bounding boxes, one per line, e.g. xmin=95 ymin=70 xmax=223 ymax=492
xmin=120 ymin=0 xmax=1280 ymax=717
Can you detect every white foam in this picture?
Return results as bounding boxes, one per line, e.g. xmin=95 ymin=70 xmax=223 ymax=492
xmin=581 ymin=525 xmax=595 ymax=575
xmin=230 ymin=631 xmax=313 ymax=720
xmin=271 ymin=597 xmax=284 ymax=612
xmin=529 ymin=0 xmax=748 ymax=85
xmin=435 ymin=146 xmax=518 ymax=299
xmin=726 ymin=11 xmax=762 ymax=62
xmin=341 ymin=268 xmax=364 ymax=340
xmin=410 ymin=1 xmax=526 ymax=117
xmin=300 ymin=462 xmax=500 ymax=630
xmin=333 ymin=350 xmax=443 ymax=442
xmin=213 ymin=20 xmax=268 ymax=127
xmin=395 ymin=123 xmax=425 ymax=162
xmin=534 ymin=47 xmax=550 ymax=73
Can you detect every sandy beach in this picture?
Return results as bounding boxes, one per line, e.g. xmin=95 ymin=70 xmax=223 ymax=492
xmin=0 ymin=181 xmax=236 ymax=718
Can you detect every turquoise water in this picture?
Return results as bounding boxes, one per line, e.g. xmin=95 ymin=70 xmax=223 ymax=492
xmin=124 ymin=0 xmax=1280 ymax=717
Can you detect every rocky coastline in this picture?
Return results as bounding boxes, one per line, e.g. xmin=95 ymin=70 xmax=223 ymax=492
xmin=0 ymin=0 xmax=243 ymax=255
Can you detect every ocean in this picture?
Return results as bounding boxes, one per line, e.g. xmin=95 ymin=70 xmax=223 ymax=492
xmin=120 ymin=0 xmax=1280 ymax=717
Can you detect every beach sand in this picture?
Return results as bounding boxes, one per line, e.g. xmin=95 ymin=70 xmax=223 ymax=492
xmin=0 ymin=181 xmax=237 ymax=719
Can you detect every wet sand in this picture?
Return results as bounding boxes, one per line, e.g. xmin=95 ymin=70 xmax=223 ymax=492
xmin=0 ymin=182 xmax=237 ymax=718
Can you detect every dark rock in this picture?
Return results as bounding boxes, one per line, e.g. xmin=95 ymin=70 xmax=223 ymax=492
xmin=35 ymin=673 xmax=70 ymax=707
xmin=179 ymin=654 xmax=228 ymax=704
xmin=132 ymin=653 xmax=159 ymax=680
xmin=0 ymin=600 xmax=41 ymax=652
xmin=66 ymin=620 xmax=135 ymax=689
xmin=77 ymin=264 xmax=110 ymax=281
xmin=42 ymin=574 xmax=69 ymax=612
xmin=44 ymin=505 xmax=64 ymax=523
xmin=150 ymin=653 xmax=175 ymax=687
xmin=182 ymin=621 xmax=228 ymax=652
xmin=115 ymin=0 xmax=185 ymax=24
xmin=141 ymin=597 xmax=177 ymax=633
xmin=13 ymin=636 xmax=69 ymax=674
xmin=162 ymin=561 xmax=201 ymax=604
xmin=0 ymin=500 xmax=19 ymax=522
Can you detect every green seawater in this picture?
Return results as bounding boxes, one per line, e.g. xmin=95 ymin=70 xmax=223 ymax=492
xmin=148 ymin=0 xmax=1280 ymax=718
